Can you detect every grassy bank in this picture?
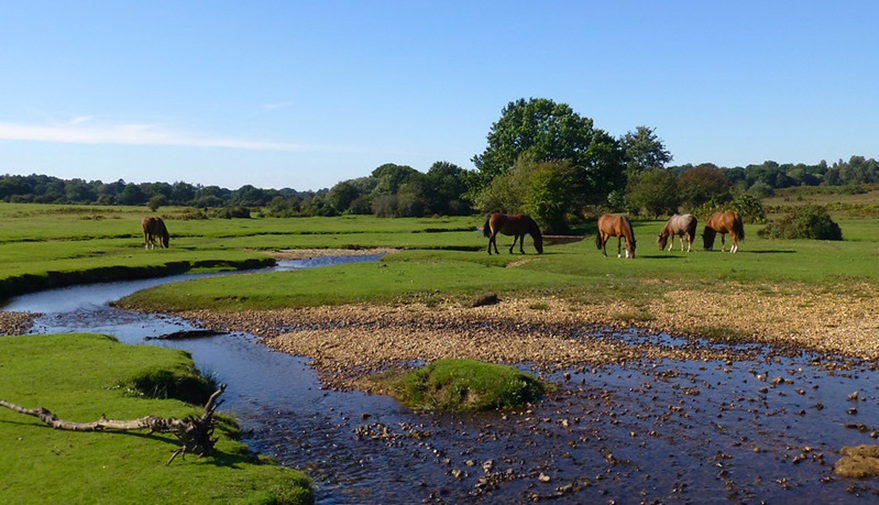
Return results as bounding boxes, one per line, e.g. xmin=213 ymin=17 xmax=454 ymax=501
xmin=0 ymin=333 xmax=312 ymax=504
xmin=117 ymin=216 xmax=879 ymax=313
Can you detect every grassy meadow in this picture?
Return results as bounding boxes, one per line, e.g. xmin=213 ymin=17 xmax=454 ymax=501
xmin=1 ymin=198 xmax=878 ymax=503
xmin=0 ymin=200 xmax=877 ymax=310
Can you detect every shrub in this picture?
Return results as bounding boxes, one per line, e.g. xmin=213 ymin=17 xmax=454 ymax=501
xmin=759 ymin=205 xmax=843 ymax=240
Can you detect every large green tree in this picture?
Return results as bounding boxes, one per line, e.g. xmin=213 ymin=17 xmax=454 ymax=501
xmin=471 ymin=98 xmax=624 ymax=205
xmin=473 ymin=154 xmax=576 ymax=232
xmin=678 ymin=164 xmax=731 ymax=208
xmin=424 ymin=161 xmax=471 ymax=215
xmin=626 ymin=168 xmax=680 ymax=217
xmin=620 ymin=126 xmax=673 ymax=177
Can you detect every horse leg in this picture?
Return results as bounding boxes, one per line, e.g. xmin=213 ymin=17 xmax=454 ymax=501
xmin=508 ymin=235 xmax=519 ymax=254
xmin=518 ymin=234 xmax=526 ymax=254
xmin=617 ymin=237 xmax=623 ymax=258
xmin=488 ymin=233 xmax=497 ymax=255
xmin=720 ymin=234 xmax=727 ymax=253
xmin=600 ymin=234 xmax=608 ymax=257
xmin=731 ymin=234 xmax=738 ymax=253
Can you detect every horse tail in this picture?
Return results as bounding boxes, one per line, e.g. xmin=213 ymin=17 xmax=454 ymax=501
xmin=595 ymin=230 xmax=603 ymax=250
xmin=483 ymin=214 xmax=492 ymax=238
xmin=734 ymin=213 xmax=745 ymax=241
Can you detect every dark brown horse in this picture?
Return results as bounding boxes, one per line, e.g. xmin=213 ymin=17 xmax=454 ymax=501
xmin=657 ymin=214 xmax=698 ymax=252
xmin=483 ymin=213 xmax=543 ymax=255
xmin=142 ymin=216 xmax=169 ymax=249
xmin=703 ymin=211 xmax=744 ymax=252
xmin=596 ymin=214 xmax=636 ymax=258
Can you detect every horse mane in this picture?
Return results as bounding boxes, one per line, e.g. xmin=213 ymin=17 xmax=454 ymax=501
xmin=525 ymin=215 xmax=542 ymax=239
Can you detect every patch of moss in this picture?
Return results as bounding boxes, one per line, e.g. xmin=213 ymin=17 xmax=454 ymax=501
xmin=378 ymin=358 xmax=546 ymax=412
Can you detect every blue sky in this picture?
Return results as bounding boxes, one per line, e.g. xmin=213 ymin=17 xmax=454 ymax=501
xmin=2 ymin=1 xmax=877 ymax=191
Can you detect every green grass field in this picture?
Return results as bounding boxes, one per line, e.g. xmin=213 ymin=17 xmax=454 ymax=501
xmin=0 ymin=333 xmax=311 ymax=504
xmin=1 ymin=202 xmax=876 ymax=310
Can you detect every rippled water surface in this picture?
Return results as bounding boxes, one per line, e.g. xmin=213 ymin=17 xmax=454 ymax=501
xmin=5 ymin=257 xmax=879 ymax=503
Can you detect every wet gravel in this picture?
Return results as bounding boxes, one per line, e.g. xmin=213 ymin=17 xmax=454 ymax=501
xmin=168 ymin=284 xmax=879 ymax=503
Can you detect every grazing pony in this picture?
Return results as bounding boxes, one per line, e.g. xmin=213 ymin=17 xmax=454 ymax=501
xmin=595 ymin=214 xmax=636 ymax=258
xmin=657 ymin=214 xmax=698 ymax=252
xmin=142 ymin=216 xmax=170 ymax=249
xmin=702 ymin=211 xmax=744 ymax=253
xmin=483 ymin=213 xmax=544 ymax=255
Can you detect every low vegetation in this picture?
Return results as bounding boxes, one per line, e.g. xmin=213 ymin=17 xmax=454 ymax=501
xmin=0 ymin=333 xmax=312 ymax=504
xmin=374 ymin=359 xmax=546 ymax=412
xmin=759 ymin=205 xmax=844 ymax=240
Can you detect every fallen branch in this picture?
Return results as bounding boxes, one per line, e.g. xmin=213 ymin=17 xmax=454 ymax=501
xmin=1 ymin=384 xmax=227 ymax=465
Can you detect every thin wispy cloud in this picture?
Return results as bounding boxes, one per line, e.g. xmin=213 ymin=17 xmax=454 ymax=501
xmin=0 ymin=118 xmax=320 ymax=152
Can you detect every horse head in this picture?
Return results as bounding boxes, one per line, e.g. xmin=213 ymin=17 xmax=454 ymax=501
xmin=702 ymin=227 xmax=717 ymax=251
xmin=657 ymin=233 xmax=668 ymax=251
xmin=533 ymin=234 xmax=544 ymax=254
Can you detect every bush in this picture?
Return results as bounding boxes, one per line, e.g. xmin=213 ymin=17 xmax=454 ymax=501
xmin=731 ymin=192 xmax=765 ymax=223
xmin=759 ymin=205 xmax=843 ymax=240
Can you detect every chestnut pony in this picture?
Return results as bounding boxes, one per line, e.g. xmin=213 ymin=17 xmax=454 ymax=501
xmin=657 ymin=214 xmax=698 ymax=252
xmin=142 ymin=216 xmax=170 ymax=249
xmin=596 ymin=214 xmax=636 ymax=258
xmin=702 ymin=211 xmax=744 ymax=252
xmin=483 ymin=213 xmax=543 ymax=255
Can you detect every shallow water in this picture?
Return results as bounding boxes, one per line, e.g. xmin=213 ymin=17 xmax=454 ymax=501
xmin=4 ymin=257 xmax=879 ymax=503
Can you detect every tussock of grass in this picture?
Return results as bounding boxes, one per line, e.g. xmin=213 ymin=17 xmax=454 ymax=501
xmin=375 ymin=358 xmax=547 ymax=412
xmin=692 ymin=325 xmax=749 ymax=344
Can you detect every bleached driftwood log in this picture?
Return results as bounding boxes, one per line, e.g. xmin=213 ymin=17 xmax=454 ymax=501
xmin=0 ymin=384 xmax=226 ymax=465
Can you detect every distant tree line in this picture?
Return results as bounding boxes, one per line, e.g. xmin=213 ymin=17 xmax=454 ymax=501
xmin=1 ymin=97 xmax=876 ymax=229
xmin=0 ymin=174 xmax=328 ymax=215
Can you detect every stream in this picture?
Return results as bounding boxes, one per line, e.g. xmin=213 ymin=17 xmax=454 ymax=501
xmin=4 ymin=256 xmax=879 ymax=503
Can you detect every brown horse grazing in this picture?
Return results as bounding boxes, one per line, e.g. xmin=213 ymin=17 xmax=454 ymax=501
xmin=703 ymin=211 xmax=744 ymax=253
xmin=142 ymin=216 xmax=169 ymax=249
xmin=483 ymin=213 xmax=543 ymax=255
xmin=596 ymin=214 xmax=636 ymax=258
xmin=657 ymin=214 xmax=698 ymax=252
